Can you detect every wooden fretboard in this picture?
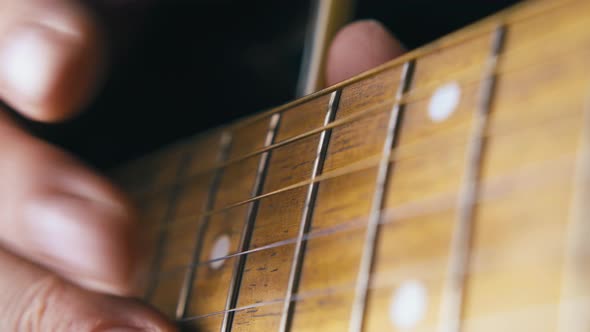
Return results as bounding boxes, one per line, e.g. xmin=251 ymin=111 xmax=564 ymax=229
xmin=111 ymin=0 xmax=590 ymax=330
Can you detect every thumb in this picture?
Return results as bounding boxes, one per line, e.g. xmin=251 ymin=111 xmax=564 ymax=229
xmin=0 ymin=246 xmax=177 ymax=332
xmin=325 ymin=20 xmax=405 ymax=86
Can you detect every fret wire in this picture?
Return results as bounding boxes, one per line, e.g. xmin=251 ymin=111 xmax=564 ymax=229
xmin=223 ymin=0 xmax=572 ymax=132
xmin=155 ymin=101 xmax=583 ymax=237
xmin=221 ymin=113 xmax=281 ymax=331
xmin=143 ymin=150 xmax=194 ymax=301
xmin=349 ymin=60 xmax=415 ymax=332
xmin=279 ymin=89 xmax=341 ymax=332
xmin=174 ymin=131 xmax=233 ymax=319
xmin=438 ymin=24 xmax=506 ymax=332
xmin=557 ymin=91 xmax=590 ymax=331
xmin=154 ymin=153 xmax=574 ymax=284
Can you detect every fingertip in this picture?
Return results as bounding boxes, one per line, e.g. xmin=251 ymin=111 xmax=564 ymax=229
xmin=0 ymin=2 xmax=105 ymax=122
xmin=326 ymin=19 xmax=405 ymax=86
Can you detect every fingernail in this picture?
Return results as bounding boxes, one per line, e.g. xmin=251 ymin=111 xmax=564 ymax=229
xmin=0 ymin=24 xmax=78 ymax=104
xmin=22 ymin=193 xmax=138 ymax=294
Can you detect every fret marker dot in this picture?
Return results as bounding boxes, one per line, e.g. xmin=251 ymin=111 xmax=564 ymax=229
xmin=390 ymin=280 xmax=428 ymax=329
xmin=428 ymin=82 xmax=461 ymax=122
xmin=209 ymin=235 xmax=230 ymax=270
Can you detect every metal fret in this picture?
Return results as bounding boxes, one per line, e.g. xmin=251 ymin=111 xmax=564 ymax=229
xmin=221 ymin=113 xmax=282 ymax=331
xmin=348 ymin=61 xmax=415 ymax=332
xmin=278 ymin=90 xmax=341 ymax=331
xmin=144 ymin=151 xmax=194 ymax=301
xmin=437 ymin=25 xmax=506 ymax=332
xmin=175 ymin=132 xmax=233 ymax=319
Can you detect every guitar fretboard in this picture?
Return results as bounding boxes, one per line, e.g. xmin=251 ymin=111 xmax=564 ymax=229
xmin=111 ymin=0 xmax=590 ymax=331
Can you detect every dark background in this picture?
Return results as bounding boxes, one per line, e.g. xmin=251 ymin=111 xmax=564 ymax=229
xmin=25 ymin=0 xmax=520 ymax=170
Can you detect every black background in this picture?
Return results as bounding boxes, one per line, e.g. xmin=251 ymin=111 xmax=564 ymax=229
xmin=24 ymin=0 xmax=520 ymax=170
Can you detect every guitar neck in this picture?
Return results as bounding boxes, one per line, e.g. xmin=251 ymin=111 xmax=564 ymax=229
xmin=111 ymin=0 xmax=590 ymax=330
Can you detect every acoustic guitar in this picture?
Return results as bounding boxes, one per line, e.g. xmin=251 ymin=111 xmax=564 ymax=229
xmin=111 ymin=0 xmax=590 ymax=330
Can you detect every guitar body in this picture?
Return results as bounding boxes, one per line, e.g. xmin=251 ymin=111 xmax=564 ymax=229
xmin=112 ymin=0 xmax=590 ymax=330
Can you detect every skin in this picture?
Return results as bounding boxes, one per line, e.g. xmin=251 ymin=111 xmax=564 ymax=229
xmin=0 ymin=1 xmax=405 ymax=331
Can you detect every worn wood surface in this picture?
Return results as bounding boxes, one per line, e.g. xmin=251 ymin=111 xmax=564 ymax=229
xmin=110 ymin=0 xmax=590 ymax=330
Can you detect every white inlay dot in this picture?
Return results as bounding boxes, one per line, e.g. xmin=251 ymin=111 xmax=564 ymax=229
xmin=209 ymin=234 xmax=230 ymax=270
xmin=389 ymin=280 xmax=428 ymax=329
xmin=428 ymin=82 xmax=461 ymax=122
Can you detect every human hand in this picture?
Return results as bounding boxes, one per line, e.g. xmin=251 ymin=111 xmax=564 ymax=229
xmin=0 ymin=1 xmax=403 ymax=329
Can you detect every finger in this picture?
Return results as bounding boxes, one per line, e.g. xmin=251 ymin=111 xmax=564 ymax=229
xmin=325 ymin=19 xmax=405 ymax=86
xmin=0 ymin=112 xmax=142 ymax=296
xmin=0 ymin=246 xmax=176 ymax=331
xmin=0 ymin=0 xmax=104 ymax=122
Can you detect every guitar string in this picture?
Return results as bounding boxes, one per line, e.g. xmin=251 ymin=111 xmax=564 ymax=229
xmin=147 ymin=98 xmax=584 ymax=238
xmin=153 ymin=149 xmax=575 ymax=281
xmin=132 ymin=31 xmax=590 ymax=202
